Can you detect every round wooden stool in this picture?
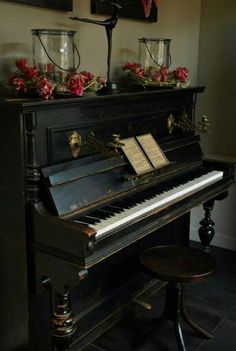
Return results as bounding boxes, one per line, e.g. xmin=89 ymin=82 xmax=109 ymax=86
xmin=140 ymin=245 xmax=216 ymax=351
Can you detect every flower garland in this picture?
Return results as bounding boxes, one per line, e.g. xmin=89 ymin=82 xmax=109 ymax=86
xmin=120 ymin=62 xmax=190 ymax=88
xmin=9 ymin=58 xmax=104 ymax=100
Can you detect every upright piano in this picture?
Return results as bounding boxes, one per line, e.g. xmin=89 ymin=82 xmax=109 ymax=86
xmin=0 ymin=87 xmax=234 ymax=351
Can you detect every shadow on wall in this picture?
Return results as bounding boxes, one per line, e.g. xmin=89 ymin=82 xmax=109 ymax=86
xmin=0 ymin=42 xmax=31 ymax=96
xmin=113 ymin=47 xmax=137 ymax=81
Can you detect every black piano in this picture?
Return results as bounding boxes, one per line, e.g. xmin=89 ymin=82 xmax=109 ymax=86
xmin=0 ymin=87 xmax=234 ymax=351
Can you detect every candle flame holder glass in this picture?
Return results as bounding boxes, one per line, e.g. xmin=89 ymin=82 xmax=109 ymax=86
xmin=138 ymin=38 xmax=171 ymax=69
xmin=31 ymin=29 xmax=80 ymax=82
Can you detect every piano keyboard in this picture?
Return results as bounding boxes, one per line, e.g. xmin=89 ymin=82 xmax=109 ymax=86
xmin=74 ymin=170 xmax=223 ymax=239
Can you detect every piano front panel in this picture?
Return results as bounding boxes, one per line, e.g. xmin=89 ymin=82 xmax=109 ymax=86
xmin=24 ymin=88 xmax=203 ymax=168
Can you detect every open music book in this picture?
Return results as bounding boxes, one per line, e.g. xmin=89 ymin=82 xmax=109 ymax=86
xmin=120 ymin=133 xmax=169 ymax=175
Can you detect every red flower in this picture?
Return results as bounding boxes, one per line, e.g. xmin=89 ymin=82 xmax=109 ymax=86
xmin=67 ymin=74 xmax=84 ymax=96
xmin=11 ymin=77 xmax=26 ymax=91
xmin=173 ymin=67 xmax=190 ymax=82
xmin=25 ymin=66 xmax=38 ymax=79
xmin=16 ymin=58 xmax=28 ymax=71
xmin=123 ymin=62 xmax=142 ymax=71
xmin=159 ymin=66 xmax=169 ymax=82
xmin=36 ymin=77 xmax=53 ymax=100
xmin=122 ymin=62 xmax=145 ymax=79
xmin=80 ymin=70 xmax=94 ymax=83
xmin=47 ymin=63 xmax=56 ymax=74
xmin=134 ymin=67 xmax=145 ymax=78
xmin=151 ymin=70 xmax=162 ymax=82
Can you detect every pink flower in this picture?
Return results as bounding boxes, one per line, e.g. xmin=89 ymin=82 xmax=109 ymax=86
xmin=151 ymin=70 xmax=162 ymax=82
xmin=36 ymin=77 xmax=53 ymax=100
xmin=11 ymin=77 xmax=26 ymax=91
xmin=80 ymin=70 xmax=94 ymax=83
xmin=159 ymin=66 xmax=169 ymax=82
xmin=122 ymin=62 xmax=142 ymax=71
xmin=173 ymin=67 xmax=190 ymax=82
xmin=67 ymin=74 xmax=84 ymax=96
xmin=134 ymin=67 xmax=145 ymax=78
xmin=122 ymin=62 xmax=144 ymax=79
xmin=16 ymin=58 xmax=28 ymax=71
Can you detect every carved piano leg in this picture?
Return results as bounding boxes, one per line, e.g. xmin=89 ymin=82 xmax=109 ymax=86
xmin=41 ymin=269 xmax=89 ymax=350
xmin=52 ymin=289 xmax=76 ymax=350
xmin=198 ymin=191 xmax=229 ymax=251
xmin=198 ymin=199 xmax=215 ymax=252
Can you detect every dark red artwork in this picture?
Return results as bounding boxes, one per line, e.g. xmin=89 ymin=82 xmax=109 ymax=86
xmin=91 ymin=0 xmax=158 ymax=22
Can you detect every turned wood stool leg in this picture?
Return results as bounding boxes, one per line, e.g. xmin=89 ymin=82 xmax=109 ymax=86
xmin=165 ymin=283 xmax=187 ymax=351
xmin=180 ymin=285 xmax=213 ymax=339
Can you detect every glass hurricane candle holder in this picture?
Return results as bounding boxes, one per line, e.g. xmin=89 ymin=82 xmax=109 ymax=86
xmin=138 ymin=37 xmax=171 ymax=69
xmin=31 ymin=29 xmax=80 ymax=81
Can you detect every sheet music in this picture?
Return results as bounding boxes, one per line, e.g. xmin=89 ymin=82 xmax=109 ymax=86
xmin=120 ymin=137 xmax=153 ymax=174
xmin=136 ymin=133 xmax=169 ymax=169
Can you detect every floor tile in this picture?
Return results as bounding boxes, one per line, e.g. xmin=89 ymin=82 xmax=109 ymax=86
xmin=82 ymin=344 xmax=106 ymax=351
xmin=198 ymin=319 xmax=236 ymax=351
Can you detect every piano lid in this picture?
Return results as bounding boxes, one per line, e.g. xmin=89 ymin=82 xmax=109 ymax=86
xmin=41 ymin=153 xmax=132 ymax=216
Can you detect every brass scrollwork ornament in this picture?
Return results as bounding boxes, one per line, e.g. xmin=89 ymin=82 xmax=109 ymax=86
xmin=68 ymin=131 xmax=82 ymax=158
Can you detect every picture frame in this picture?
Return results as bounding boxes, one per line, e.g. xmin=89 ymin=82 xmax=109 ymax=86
xmin=91 ymin=0 xmax=158 ymax=22
xmin=6 ymin=0 xmax=73 ymax=11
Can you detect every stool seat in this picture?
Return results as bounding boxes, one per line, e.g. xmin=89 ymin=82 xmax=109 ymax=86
xmin=138 ymin=245 xmax=216 ymax=351
xmin=141 ymin=245 xmax=216 ymax=283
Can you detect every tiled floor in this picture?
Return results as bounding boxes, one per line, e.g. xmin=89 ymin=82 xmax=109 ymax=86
xmin=82 ymin=243 xmax=236 ymax=351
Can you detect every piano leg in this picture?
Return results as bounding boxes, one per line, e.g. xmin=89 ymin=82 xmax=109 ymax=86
xmin=198 ymin=191 xmax=228 ymax=251
xmin=41 ymin=278 xmax=76 ymax=350
xmin=52 ymin=290 xmax=76 ymax=347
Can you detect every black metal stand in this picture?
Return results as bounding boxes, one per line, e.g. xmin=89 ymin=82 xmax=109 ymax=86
xmin=70 ymin=2 xmax=121 ymax=94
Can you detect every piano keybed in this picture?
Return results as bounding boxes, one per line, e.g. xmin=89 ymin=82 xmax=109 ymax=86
xmin=73 ymin=169 xmax=224 ymax=239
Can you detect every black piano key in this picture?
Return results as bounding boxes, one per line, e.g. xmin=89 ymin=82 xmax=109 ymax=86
xmin=89 ymin=210 xmax=113 ymax=219
xmin=77 ymin=216 xmax=99 ymax=225
xmin=103 ymin=205 xmax=124 ymax=214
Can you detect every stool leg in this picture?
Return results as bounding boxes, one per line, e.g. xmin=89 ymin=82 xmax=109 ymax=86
xmin=180 ymin=285 xmax=213 ymax=339
xmin=166 ymin=283 xmax=187 ymax=351
xmin=174 ymin=317 xmax=187 ymax=351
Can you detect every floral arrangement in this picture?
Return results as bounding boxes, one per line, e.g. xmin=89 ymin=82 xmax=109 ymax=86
xmin=9 ymin=58 xmax=104 ymax=100
xmin=119 ymin=62 xmax=190 ymax=89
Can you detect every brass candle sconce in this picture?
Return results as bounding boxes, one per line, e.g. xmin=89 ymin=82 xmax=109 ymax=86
xmin=167 ymin=112 xmax=210 ymax=135
xmin=68 ymin=130 xmax=122 ymax=159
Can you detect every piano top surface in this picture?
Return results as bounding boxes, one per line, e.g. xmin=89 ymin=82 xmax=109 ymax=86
xmin=0 ymin=86 xmax=205 ymax=111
